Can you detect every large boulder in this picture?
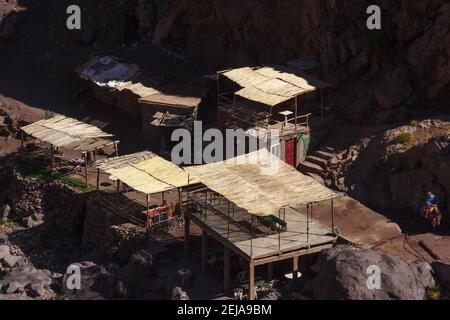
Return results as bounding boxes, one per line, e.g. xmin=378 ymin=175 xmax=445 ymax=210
xmin=61 ymin=261 xmax=116 ymax=300
xmin=171 ymin=287 xmax=189 ymax=300
xmin=311 ymin=245 xmax=435 ymax=300
xmin=0 ymin=265 xmax=56 ymax=299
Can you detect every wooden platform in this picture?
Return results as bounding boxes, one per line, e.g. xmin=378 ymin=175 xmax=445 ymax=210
xmin=187 ymin=201 xmax=336 ymax=263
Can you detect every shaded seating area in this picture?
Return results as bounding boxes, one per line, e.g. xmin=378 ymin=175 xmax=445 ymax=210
xmin=19 ymin=114 xmax=118 ymax=188
xmin=94 ymin=151 xmax=199 ymax=230
xmin=183 ymin=149 xmax=344 ymax=300
xmin=218 ymin=65 xmax=332 ymax=125
xmin=217 ymin=65 xmax=333 ymax=166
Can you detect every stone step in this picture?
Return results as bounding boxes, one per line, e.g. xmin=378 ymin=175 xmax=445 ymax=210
xmin=306 ymin=172 xmax=325 ymax=185
xmin=322 ymin=146 xmax=336 ymax=153
xmin=313 ymin=150 xmax=335 ymax=160
xmin=298 ymin=160 xmax=324 ymax=176
xmin=305 ymin=155 xmax=328 ymax=169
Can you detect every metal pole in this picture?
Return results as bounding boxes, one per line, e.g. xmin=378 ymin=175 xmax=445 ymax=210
xmin=84 ymin=150 xmax=88 ymax=188
xmin=278 ymin=209 xmax=281 ymax=252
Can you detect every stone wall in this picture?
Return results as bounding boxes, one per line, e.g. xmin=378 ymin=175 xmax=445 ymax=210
xmin=0 ymin=161 xmax=150 ymax=263
xmin=0 ymin=164 xmax=86 ymax=234
xmin=82 ymin=193 xmax=148 ymax=264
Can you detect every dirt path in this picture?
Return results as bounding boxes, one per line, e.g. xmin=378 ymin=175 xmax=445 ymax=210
xmin=311 ymin=196 xmax=450 ymax=264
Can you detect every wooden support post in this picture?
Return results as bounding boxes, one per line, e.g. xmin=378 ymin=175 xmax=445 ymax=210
xmin=267 ymin=263 xmax=273 ymax=281
xmin=204 ymin=187 xmax=208 ymax=220
xmin=187 ymin=174 xmax=190 ymax=203
xmin=227 ymin=200 xmax=230 ymax=238
xmin=293 ymin=256 xmax=299 ymax=291
xmin=184 ymin=214 xmax=191 ymax=258
xmin=178 ymin=187 xmax=182 ymax=216
xmin=84 ymin=151 xmax=88 ymax=188
xmin=248 ymin=262 xmax=255 ymax=301
xmin=162 ymin=192 xmax=165 ymax=204
xmin=295 ymin=96 xmax=298 ymax=135
xmin=114 ymin=141 xmax=119 ymax=157
xmin=331 ymin=198 xmax=335 ymax=234
xmin=50 ymin=145 xmax=54 ymax=173
xmin=250 ymin=215 xmax=254 ymax=257
xmin=96 ymin=168 xmax=100 ymax=190
xmin=202 ymin=229 xmax=208 ymax=272
xmin=224 ymin=246 xmax=230 ymax=292
xmin=306 ymin=203 xmax=310 ymax=243
xmin=146 ymin=194 xmax=150 ymax=228
xmin=116 ymin=180 xmax=120 ymax=193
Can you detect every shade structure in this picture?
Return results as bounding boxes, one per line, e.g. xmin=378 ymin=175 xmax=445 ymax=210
xmin=94 ymin=151 xmax=199 ymax=195
xmin=185 ymin=149 xmax=341 ymax=216
xmin=21 ymin=115 xmax=114 ymax=150
xmin=221 ymin=66 xmax=331 ymax=107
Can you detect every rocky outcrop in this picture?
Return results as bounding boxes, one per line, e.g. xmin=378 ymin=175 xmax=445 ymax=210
xmin=322 ymin=119 xmax=450 ymax=218
xmin=373 ymin=66 xmax=415 ymax=110
xmin=311 ymin=245 xmax=435 ymax=300
xmin=407 ymin=2 xmax=450 ymax=100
